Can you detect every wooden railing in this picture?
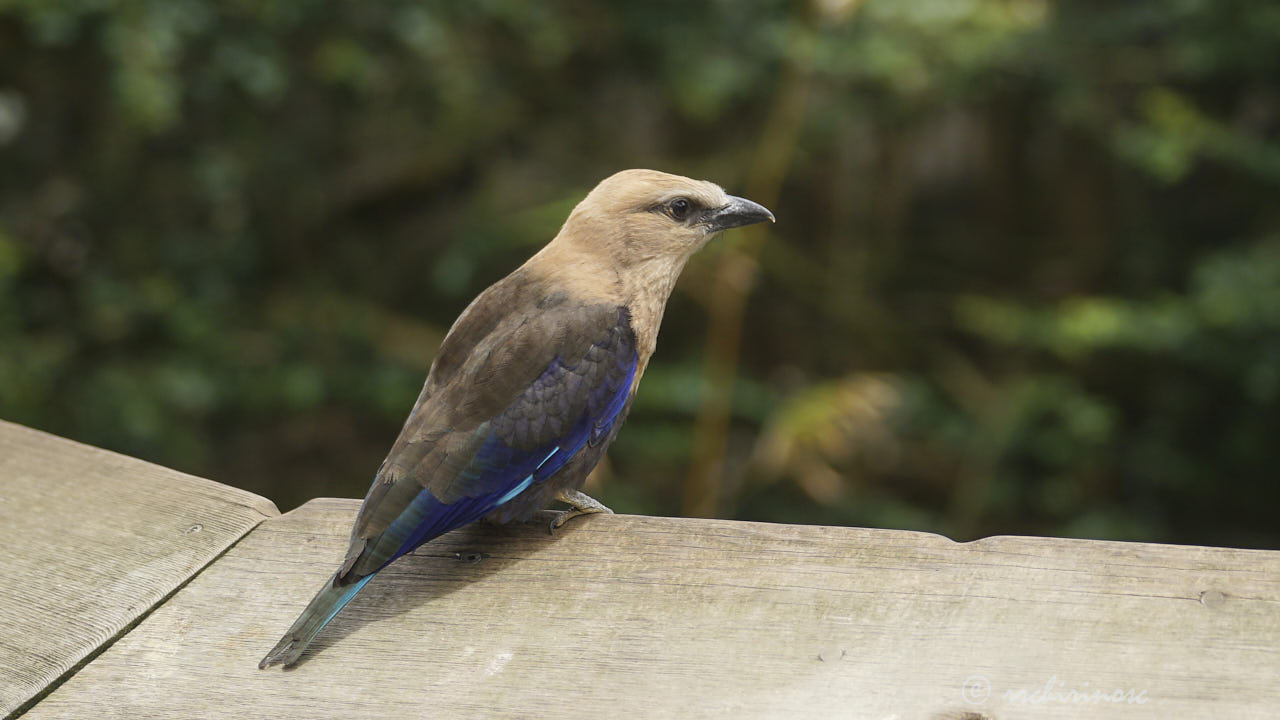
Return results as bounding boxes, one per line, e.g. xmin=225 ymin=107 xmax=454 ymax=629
xmin=2 ymin=419 xmax=1277 ymax=719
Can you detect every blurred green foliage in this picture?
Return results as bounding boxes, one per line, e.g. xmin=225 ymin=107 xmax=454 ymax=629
xmin=1 ymin=0 xmax=1277 ymax=548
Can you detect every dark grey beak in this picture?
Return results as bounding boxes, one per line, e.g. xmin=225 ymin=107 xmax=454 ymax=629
xmin=704 ymin=195 xmax=775 ymax=232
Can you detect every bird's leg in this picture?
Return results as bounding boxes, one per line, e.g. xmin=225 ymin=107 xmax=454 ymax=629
xmin=549 ymin=489 xmax=613 ymax=533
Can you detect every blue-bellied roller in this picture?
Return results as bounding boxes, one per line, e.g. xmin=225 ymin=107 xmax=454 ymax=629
xmin=259 ymin=169 xmax=774 ymax=668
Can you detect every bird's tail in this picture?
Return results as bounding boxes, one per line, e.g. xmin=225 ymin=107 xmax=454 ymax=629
xmin=259 ymin=572 xmax=376 ymax=669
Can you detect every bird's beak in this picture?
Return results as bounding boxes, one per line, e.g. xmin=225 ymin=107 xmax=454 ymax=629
xmin=704 ymin=195 xmax=775 ymax=232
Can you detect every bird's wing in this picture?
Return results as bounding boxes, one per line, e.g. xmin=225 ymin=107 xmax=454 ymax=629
xmin=337 ymin=296 xmax=637 ymax=582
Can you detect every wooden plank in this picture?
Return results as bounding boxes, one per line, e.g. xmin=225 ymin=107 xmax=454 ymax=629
xmin=24 ymin=497 xmax=1280 ymax=720
xmin=0 ymin=421 xmax=277 ymax=718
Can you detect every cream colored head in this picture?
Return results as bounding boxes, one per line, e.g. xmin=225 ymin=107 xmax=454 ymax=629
xmin=555 ymin=169 xmax=774 ymax=267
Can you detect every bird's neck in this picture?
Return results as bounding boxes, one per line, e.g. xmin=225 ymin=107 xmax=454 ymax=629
xmin=526 ymin=244 xmax=690 ymax=364
xmin=622 ymin=253 xmax=689 ymax=362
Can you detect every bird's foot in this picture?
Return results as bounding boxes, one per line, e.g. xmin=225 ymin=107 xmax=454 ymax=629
xmin=548 ymin=489 xmax=613 ymax=533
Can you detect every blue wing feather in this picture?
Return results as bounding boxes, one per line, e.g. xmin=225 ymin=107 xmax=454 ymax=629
xmin=371 ymin=347 xmax=637 ymax=572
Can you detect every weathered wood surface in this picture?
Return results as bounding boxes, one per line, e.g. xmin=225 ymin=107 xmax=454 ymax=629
xmin=0 ymin=421 xmax=278 ymax=719
xmin=25 ymin=497 xmax=1280 ymax=720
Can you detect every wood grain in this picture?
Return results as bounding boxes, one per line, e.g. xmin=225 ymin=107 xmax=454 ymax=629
xmin=25 ymin=497 xmax=1280 ymax=720
xmin=0 ymin=421 xmax=277 ymax=718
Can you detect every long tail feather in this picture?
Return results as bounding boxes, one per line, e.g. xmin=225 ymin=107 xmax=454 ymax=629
xmin=259 ymin=572 xmax=376 ymax=668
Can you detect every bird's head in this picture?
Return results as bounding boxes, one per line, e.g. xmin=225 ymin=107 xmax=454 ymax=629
xmin=558 ymin=169 xmax=774 ymax=267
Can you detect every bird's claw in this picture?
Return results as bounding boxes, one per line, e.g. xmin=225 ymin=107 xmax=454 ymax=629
xmin=547 ymin=489 xmax=613 ymax=534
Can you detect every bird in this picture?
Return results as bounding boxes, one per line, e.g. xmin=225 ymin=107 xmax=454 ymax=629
xmin=259 ymin=169 xmax=774 ymax=668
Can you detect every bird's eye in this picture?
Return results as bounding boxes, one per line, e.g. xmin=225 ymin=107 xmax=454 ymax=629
xmin=667 ymin=198 xmax=693 ymax=221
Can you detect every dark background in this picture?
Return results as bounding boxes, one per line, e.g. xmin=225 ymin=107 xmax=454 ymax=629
xmin=2 ymin=0 xmax=1277 ymax=549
